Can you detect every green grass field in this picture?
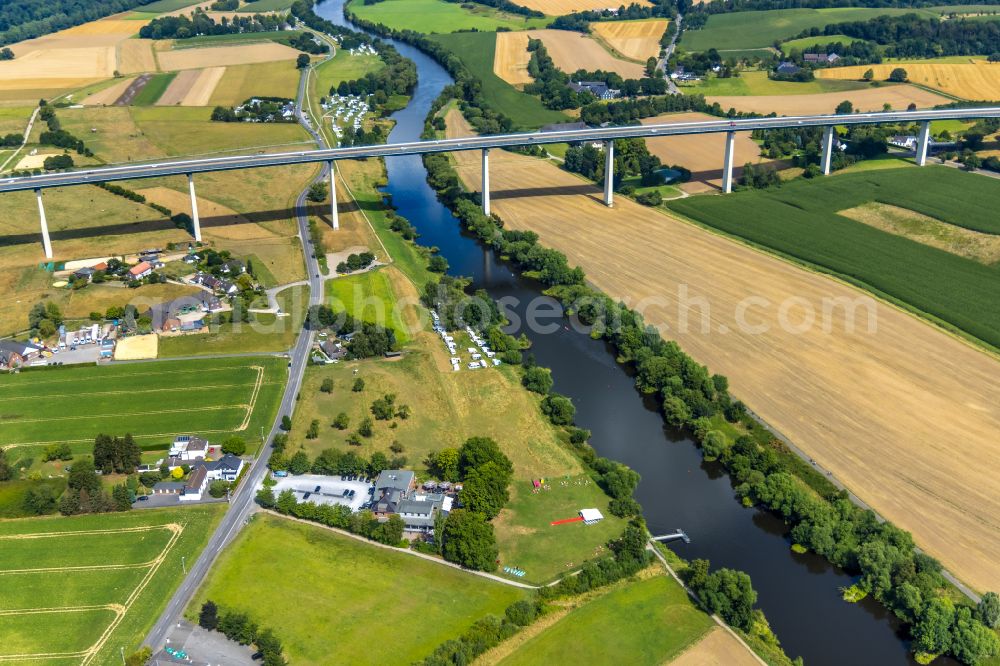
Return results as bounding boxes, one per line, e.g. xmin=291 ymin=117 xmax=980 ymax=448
xmin=130 ymin=106 xmax=311 ymax=155
xmin=499 ymin=574 xmax=713 ymax=665
xmin=236 ymin=0 xmax=296 ymax=10
xmin=190 ymin=513 xmax=525 ymax=664
xmin=0 ymin=505 xmax=224 ymax=664
xmin=134 ymin=0 xmax=204 ymax=13
xmin=131 ymin=72 xmax=177 ymax=106
xmin=429 ymin=32 xmax=568 ymax=130
xmin=313 ymin=49 xmax=384 ymax=100
xmin=670 ymin=166 xmax=1000 ymax=349
xmin=159 ymin=285 xmax=308 ymax=356
xmin=348 ymin=0 xmax=548 ymax=33
xmin=209 ymin=60 xmax=302 ymax=106
xmin=681 ymin=7 xmax=937 ymax=51
xmin=0 ymin=356 xmax=286 ymax=454
xmin=327 ymin=268 xmax=412 ymax=344
xmin=780 ymin=33 xmax=870 ymax=53
xmin=689 ymin=70 xmax=871 ymax=96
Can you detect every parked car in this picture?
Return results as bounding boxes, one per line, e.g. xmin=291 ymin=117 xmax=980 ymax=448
xmin=137 ymin=495 xmax=149 ymax=502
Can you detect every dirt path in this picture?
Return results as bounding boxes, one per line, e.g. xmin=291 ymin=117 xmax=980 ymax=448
xmin=445 ymin=108 xmax=1000 ymax=594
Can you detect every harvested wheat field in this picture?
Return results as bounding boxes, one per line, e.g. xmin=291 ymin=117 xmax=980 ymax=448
xmin=446 ymin=107 xmax=1000 ymax=594
xmin=819 ymin=61 xmax=1000 ymax=100
xmin=157 ymin=42 xmax=300 ymax=71
xmin=494 ymin=31 xmax=534 ymax=86
xmin=156 ymin=67 xmax=226 ymax=106
xmin=136 ymin=186 xmax=248 ymax=227
xmin=0 ymin=46 xmax=116 ymax=86
xmin=670 ymin=627 xmax=759 ymax=666
xmin=515 ymin=0 xmax=650 ymax=13
xmin=81 ymin=77 xmax=136 ymax=105
xmin=526 ymin=29 xmax=644 ymax=79
xmin=641 ymin=112 xmax=771 ymax=192
xmin=591 ymin=19 xmax=668 ymax=62
xmin=707 ymin=85 xmax=948 ymax=116
xmin=118 ymin=39 xmax=157 ymax=74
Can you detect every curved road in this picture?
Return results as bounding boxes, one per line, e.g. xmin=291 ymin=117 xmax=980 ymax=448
xmin=144 ymin=63 xmax=329 ymax=652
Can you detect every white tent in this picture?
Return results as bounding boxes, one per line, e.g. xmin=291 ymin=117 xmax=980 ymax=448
xmin=580 ymin=508 xmax=604 ymax=525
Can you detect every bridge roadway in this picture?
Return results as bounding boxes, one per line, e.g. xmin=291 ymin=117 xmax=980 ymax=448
xmin=3 ymin=107 xmax=1000 ymax=194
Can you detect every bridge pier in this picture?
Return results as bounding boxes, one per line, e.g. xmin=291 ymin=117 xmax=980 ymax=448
xmin=821 ymin=126 xmax=835 ymax=175
xmin=721 ymin=130 xmax=736 ymax=194
xmin=187 ymin=173 xmax=202 ymax=242
xmin=916 ymin=120 xmax=931 ymax=166
xmin=36 ymin=188 xmax=52 ymax=260
xmin=482 ymin=148 xmax=490 ymax=216
xmin=603 ymin=140 xmax=614 ymax=207
xmin=328 ymin=161 xmax=339 ymax=230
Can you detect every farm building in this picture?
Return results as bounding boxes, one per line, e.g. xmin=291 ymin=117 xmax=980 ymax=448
xmin=568 ymin=81 xmax=620 ymax=100
xmin=153 ymin=481 xmax=185 ymax=495
xmin=803 ymin=52 xmax=840 ymax=65
xmin=0 ymin=339 xmax=45 ymax=369
xmin=776 ymin=61 xmax=802 ymax=76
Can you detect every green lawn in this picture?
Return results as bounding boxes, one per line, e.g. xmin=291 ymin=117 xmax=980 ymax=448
xmin=429 ymin=32 xmax=568 ymax=130
xmin=780 ymin=33 xmax=871 ymax=53
xmin=689 ymin=69 xmax=871 ymax=96
xmin=131 ymin=72 xmax=177 ymax=106
xmin=348 ymin=0 xmax=549 ymax=33
xmin=130 ymin=106 xmax=310 ymax=155
xmin=669 ymin=166 xmax=1000 ymax=350
xmin=0 ymin=506 xmax=225 ymax=664
xmin=190 ymin=514 xmax=525 ymax=665
xmin=499 ymin=574 xmax=714 ymax=665
xmin=313 ymin=49 xmax=384 ymax=100
xmin=327 ymin=268 xmax=412 ymax=344
xmin=159 ymin=285 xmax=308 ymax=356
xmin=0 ymin=356 xmax=286 ymax=452
xmin=681 ymin=7 xmax=938 ymax=51
xmin=494 ymin=477 xmax=626 ymax=585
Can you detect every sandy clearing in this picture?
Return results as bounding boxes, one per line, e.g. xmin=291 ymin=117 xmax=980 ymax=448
xmin=526 ymin=29 xmax=645 ymax=79
xmin=591 ymin=19 xmax=668 ymax=62
xmin=818 ymin=61 xmax=1000 ymax=100
xmin=641 ymin=112 xmax=771 ymax=191
xmin=446 ymin=108 xmax=1000 ymax=593
xmin=0 ymin=46 xmax=116 ymax=83
xmin=113 ymin=334 xmax=158 ymax=360
xmin=81 ymin=78 xmax=136 ymax=105
xmin=135 ymin=186 xmax=250 ymax=230
xmin=155 ymin=69 xmax=200 ymax=105
xmin=707 ymin=85 xmax=948 ymax=116
xmin=14 ymin=152 xmax=62 ymax=170
xmin=156 ymin=42 xmax=300 ymax=71
xmin=669 ymin=627 xmax=760 ymax=666
xmin=494 ymin=31 xmax=534 ymax=86
xmin=118 ymin=39 xmax=157 ymax=74
xmin=515 ymin=0 xmax=651 ymax=12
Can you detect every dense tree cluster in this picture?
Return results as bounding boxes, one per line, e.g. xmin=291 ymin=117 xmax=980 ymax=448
xmin=563 ymin=138 xmax=664 ymax=189
xmin=523 ymin=40 xmax=596 ymax=110
xmin=139 ymin=12 xmax=287 ymax=40
xmin=28 ymin=301 xmax=63 ymax=339
xmin=806 ymin=14 xmax=1000 ymax=61
xmin=198 ymin=601 xmax=287 ymax=666
xmin=579 ymin=92 xmax=759 ymax=126
xmin=420 ymin=274 xmax=502 ymax=331
xmin=305 ymin=306 xmax=398 ymax=358
xmin=93 ymin=433 xmax=142 ymax=474
xmin=59 ymin=459 xmax=132 ymax=516
xmin=211 ymin=97 xmax=296 ymax=124
xmin=335 ymin=251 xmax=376 ymax=274
xmin=0 ymin=0 xmax=155 ymax=46
xmin=38 ymin=104 xmax=93 ymax=157
xmin=331 ymin=44 xmax=417 ymax=100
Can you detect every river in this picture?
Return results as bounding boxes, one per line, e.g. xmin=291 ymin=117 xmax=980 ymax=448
xmin=312 ymin=2 xmax=936 ymax=663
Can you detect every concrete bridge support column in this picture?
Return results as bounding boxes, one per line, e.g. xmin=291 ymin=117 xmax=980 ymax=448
xmin=328 ymin=161 xmax=339 ymax=230
xmin=916 ymin=120 xmax=931 ymax=166
xmin=36 ymin=188 xmax=52 ymax=260
xmin=187 ymin=173 xmax=202 ymax=242
xmin=603 ymin=140 xmax=614 ymax=207
xmin=482 ymin=148 xmax=490 ymax=216
xmin=722 ymin=131 xmax=736 ymax=194
xmin=821 ymin=126 xmax=835 ymax=175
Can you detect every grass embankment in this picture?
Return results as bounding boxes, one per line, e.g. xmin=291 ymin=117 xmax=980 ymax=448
xmin=428 ymin=32 xmax=568 ymax=130
xmin=681 ymin=7 xmax=938 ymax=51
xmin=190 ymin=513 xmax=525 ymax=664
xmin=0 ymin=356 xmax=286 ymax=453
xmin=0 ymin=505 xmax=224 ymax=664
xmin=669 ymin=166 xmax=1000 ymax=350
xmin=348 ymin=0 xmax=549 ymax=33
xmin=496 ymin=574 xmax=714 ymax=666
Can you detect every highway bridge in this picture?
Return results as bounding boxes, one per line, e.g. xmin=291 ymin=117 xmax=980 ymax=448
xmin=3 ymin=106 xmax=999 ymax=258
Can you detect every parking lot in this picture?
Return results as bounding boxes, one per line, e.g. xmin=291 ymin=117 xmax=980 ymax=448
xmin=32 ymin=344 xmax=103 ymax=366
xmin=268 ymin=474 xmax=373 ymax=511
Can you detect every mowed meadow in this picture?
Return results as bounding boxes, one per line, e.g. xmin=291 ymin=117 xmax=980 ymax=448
xmin=0 ymin=506 xmax=224 ymax=665
xmin=0 ymin=356 xmax=286 ymax=451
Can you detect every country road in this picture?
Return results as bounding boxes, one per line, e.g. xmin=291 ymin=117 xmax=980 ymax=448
xmin=143 ymin=58 xmax=330 ymax=652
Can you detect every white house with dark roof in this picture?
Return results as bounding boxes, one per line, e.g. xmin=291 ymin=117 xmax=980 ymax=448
xmin=169 ymin=435 xmax=210 ymax=461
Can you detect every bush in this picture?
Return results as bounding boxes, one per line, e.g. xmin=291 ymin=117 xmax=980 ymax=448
xmin=222 ymin=436 xmax=246 ymax=456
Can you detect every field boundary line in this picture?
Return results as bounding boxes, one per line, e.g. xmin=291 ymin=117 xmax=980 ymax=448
xmin=0 ymin=364 xmax=268 ymax=388
xmin=235 ymin=366 xmax=265 ymax=431
xmin=0 ymin=562 xmax=157 ymax=575
xmin=0 ymin=381 xmax=277 ymax=402
xmin=1 ymin=404 xmax=249 ymax=426
xmin=0 ymin=605 xmax=114 ymax=617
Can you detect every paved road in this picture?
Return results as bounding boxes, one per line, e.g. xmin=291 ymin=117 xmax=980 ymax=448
xmin=144 ymin=63 xmax=328 ymax=653
xmin=6 ymin=107 xmax=1000 ymax=193
xmin=658 ymin=12 xmax=682 ymax=95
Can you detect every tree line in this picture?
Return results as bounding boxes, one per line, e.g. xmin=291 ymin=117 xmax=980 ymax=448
xmin=138 ymin=12 xmax=288 ymax=40
xmin=805 ymin=14 xmax=1000 ymax=61
xmin=0 ymin=0 xmax=155 ymax=46
xmin=305 ymin=305 xmax=398 ymax=358
xmin=199 ymin=601 xmax=287 ymax=666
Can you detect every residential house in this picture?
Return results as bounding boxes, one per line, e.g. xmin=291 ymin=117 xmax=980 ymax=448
xmin=220 ymin=259 xmax=245 ymax=275
xmin=0 ymin=339 xmax=44 ymax=369
xmin=775 ymin=61 xmax=802 ymax=76
xmin=320 ymin=340 xmax=347 ymax=361
xmin=200 ymin=454 xmax=245 ymax=482
xmin=889 ymin=135 xmax=918 ymax=150
xmin=803 ymin=53 xmax=840 ymax=65
xmin=195 ymin=273 xmax=239 ymax=297
xmin=568 ymin=81 xmax=620 ymax=100
xmin=72 ymin=267 xmax=95 ymax=283
xmin=169 ymin=435 xmax=210 ymax=461
xmin=179 ymin=466 xmax=209 ymax=501
xmin=370 ymin=470 xmax=449 ymax=533
xmin=371 ymin=469 xmax=415 ymax=516
xmin=128 ymin=261 xmax=153 ymax=280
xmin=153 ymin=481 xmax=185 ymax=495
xmin=396 ymin=493 xmax=446 ymax=533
